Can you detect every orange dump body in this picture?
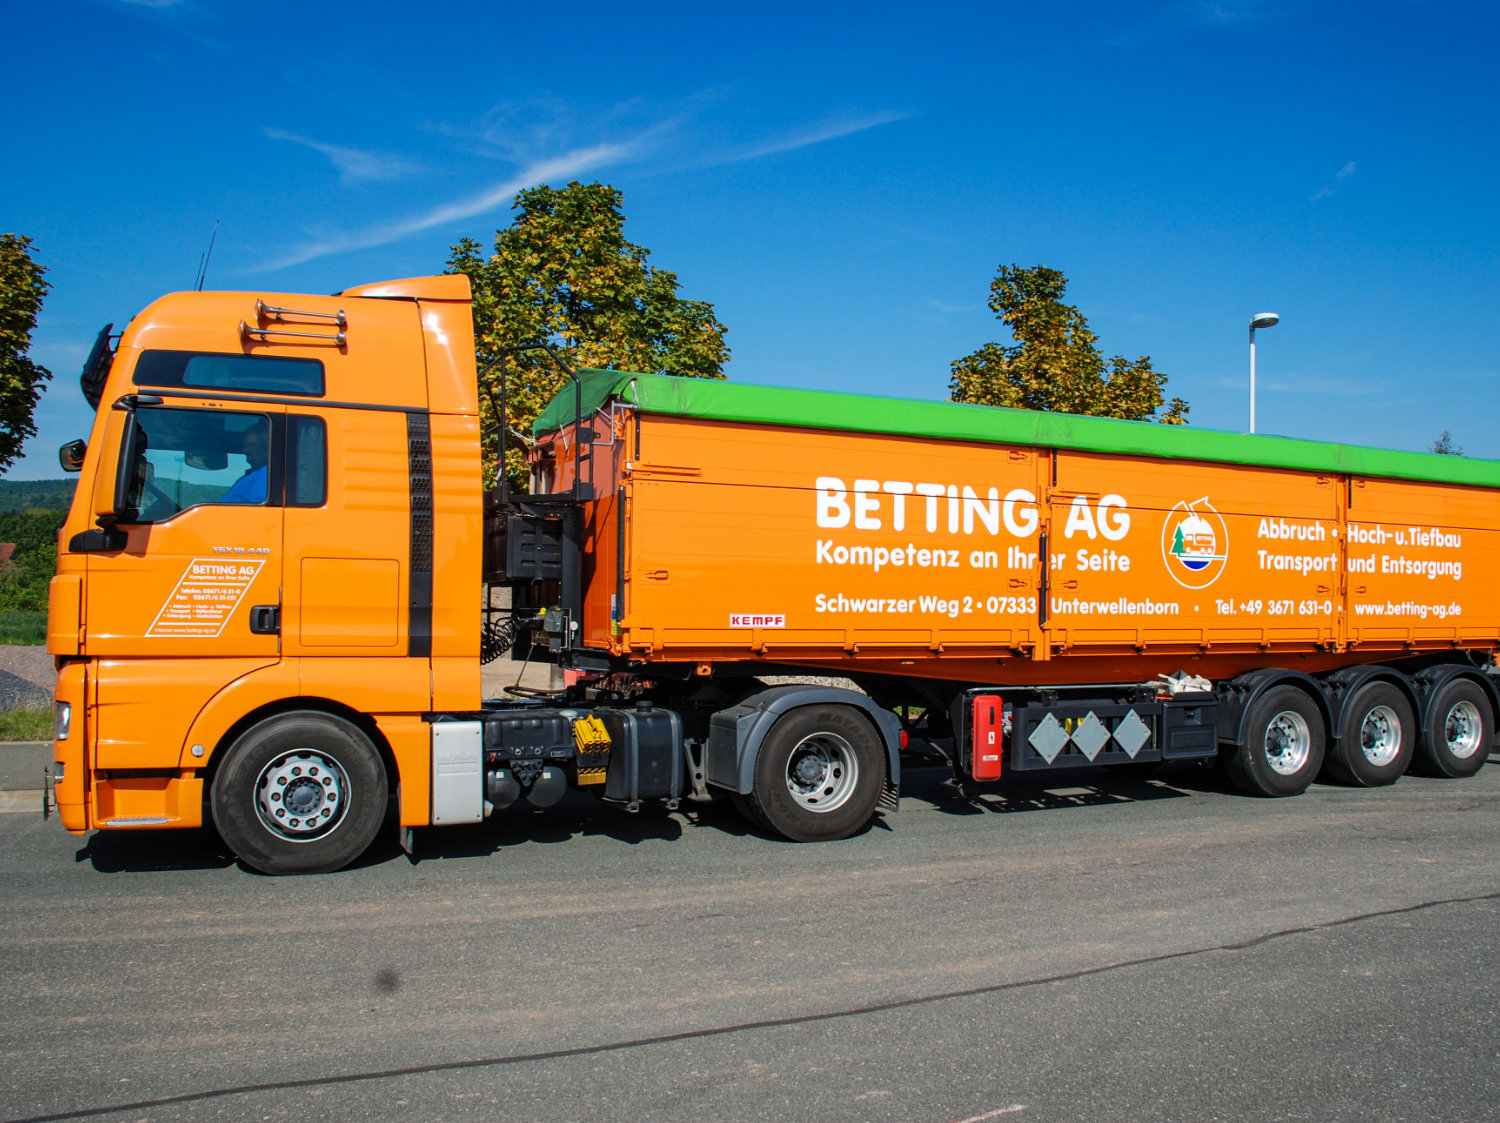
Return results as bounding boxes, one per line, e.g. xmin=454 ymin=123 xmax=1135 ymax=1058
xmin=535 ymin=374 xmax=1500 ymax=687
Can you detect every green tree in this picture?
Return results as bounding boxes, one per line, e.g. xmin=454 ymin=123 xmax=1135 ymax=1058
xmin=0 ymin=235 xmax=53 ymax=471
xmin=1430 ymin=430 xmax=1463 ymax=456
xmin=949 ymin=264 xmax=1187 ymax=424
xmin=0 ymin=508 xmax=65 ymax=612
xmin=448 ymin=182 xmax=729 ymax=486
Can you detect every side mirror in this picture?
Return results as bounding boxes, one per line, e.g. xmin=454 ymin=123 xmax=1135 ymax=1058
xmin=185 ymin=449 xmax=228 ymax=471
xmin=58 ymin=439 xmax=87 ymax=473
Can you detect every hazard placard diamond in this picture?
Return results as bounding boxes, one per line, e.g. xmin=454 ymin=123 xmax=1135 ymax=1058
xmin=1071 ymin=711 xmax=1110 ymax=761
xmin=1027 ymin=713 xmax=1069 ymax=764
xmin=1113 ymin=709 xmax=1152 ymax=759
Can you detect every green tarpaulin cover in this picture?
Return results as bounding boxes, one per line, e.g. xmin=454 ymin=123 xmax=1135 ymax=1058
xmin=533 ymin=369 xmax=1500 ymax=489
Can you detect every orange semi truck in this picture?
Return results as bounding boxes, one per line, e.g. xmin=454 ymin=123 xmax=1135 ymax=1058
xmin=44 ymin=273 xmax=1499 ymax=873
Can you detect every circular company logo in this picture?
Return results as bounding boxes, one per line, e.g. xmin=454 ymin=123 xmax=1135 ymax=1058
xmin=1161 ymin=497 xmax=1229 ymax=589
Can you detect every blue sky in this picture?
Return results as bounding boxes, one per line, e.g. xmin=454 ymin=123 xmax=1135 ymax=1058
xmin=7 ymin=0 xmax=1498 ymax=478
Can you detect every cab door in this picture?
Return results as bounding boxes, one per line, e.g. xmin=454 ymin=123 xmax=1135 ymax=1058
xmin=83 ymin=399 xmax=286 ymax=767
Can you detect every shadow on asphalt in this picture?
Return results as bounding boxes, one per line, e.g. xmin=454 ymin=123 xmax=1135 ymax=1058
xmin=73 ymin=826 xmax=237 ymax=873
xmin=899 ymin=759 xmax=1215 ymax=816
xmin=394 ymin=763 xmax=1215 ymax=865
xmin=394 ymin=792 xmax=809 ymax=866
xmin=78 ymin=753 xmax=1481 ymax=874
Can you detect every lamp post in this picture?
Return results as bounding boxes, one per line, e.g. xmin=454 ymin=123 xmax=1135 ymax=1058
xmin=1249 ymin=312 xmax=1279 ymax=433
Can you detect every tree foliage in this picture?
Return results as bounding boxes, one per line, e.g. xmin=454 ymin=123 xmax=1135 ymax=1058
xmin=0 ymin=508 xmax=65 ymax=612
xmin=448 ymin=183 xmax=729 ymax=486
xmin=0 ymin=478 xmax=75 ymax=512
xmin=949 ymin=264 xmax=1187 ymax=424
xmin=1430 ymin=430 xmax=1463 ymax=456
xmin=0 ymin=235 xmax=53 ymax=472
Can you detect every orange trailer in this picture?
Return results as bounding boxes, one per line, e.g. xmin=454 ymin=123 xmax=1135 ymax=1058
xmin=44 ymin=275 xmax=1500 ymax=873
xmin=533 ymin=371 xmax=1498 ymax=687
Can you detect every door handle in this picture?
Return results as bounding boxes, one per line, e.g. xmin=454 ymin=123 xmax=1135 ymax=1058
xmin=249 ymin=604 xmax=281 ymax=635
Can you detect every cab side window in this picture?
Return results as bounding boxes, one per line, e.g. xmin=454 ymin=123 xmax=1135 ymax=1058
xmin=287 ymin=416 xmax=327 ymax=507
xmin=121 ymin=407 xmax=274 ymax=521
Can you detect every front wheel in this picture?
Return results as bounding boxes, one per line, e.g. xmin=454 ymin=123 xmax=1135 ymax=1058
xmin=1225 ymin=685 xmax=1325 ymax=797
xmin=1415 ymin=679 xmax=1492 ymax=778
xmin=211 ymin=712 xmax=388 ymax=875
xmin=744 ymin=706 xmax=885 ymax=842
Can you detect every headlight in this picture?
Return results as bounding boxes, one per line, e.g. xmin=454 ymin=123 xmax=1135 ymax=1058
xmin=54 ymin=702 xmax=70 ymax=741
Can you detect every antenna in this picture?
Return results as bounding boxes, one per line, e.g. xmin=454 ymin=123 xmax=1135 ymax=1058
xmin=194 ymin=219 xmax=220 ymax=291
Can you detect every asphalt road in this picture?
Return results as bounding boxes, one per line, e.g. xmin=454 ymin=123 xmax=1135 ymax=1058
xmin=2 ymin=758 xmax=1498 ymax=1122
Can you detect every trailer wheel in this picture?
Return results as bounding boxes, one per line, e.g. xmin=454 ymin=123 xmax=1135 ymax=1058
xmin=211 ymin=712 xmax=387 ymax=875
xmin=1415 ymin=679 xmax=1492 ymax=778
xmin=745 ymin=706 xmax=885 ymax=842
xmin=1325 ymin=682 xmax=1414 ymax=787
xmin=1226 ymin=685 xmax=1325 ymax=797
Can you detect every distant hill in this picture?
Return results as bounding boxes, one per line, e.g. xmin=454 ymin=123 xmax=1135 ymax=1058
xmin=0 ymin=479 xmax=76 ymax=513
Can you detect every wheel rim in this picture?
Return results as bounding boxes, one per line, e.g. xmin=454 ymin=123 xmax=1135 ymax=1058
xmin=1445 ymin=700 xmax=1484 ymax=760
xmin=1358 ymin=704 xmax=1402 ymax=767
xmin=784 ymin=732 xmax=859 ymax=812
xmin=1264 ymin=710 xmax=1312 ymax=776
xmin=254 ymin=750 xmax=350 ymax=842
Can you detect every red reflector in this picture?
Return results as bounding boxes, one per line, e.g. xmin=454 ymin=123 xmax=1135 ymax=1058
xmin=971 ymin=693 xmax=1003 ymax=781
xmin=900 ymin=729 xmax=909 ymax=749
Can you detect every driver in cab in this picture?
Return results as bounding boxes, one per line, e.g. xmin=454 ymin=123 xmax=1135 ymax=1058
xmin=222 ymin=427 xmax=268 ymax=504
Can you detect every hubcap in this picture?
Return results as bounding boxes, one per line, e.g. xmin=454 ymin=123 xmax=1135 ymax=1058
xmin=1445 ymin=701 xmax=1484 ymax=760
xmin=1358 ymin=704 xmax=1402 ymax=767
xmin=1264 ymin=710 xmax=1312 ymax=776
xmin=784 ymin=733 xmax=859 ymax=813
xmin=254 ymin=750 xmax=349 ymax=842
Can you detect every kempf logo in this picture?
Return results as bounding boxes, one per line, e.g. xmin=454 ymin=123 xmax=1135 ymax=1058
xmin=730 ymin=614 xmax=785 ymax=628
xmin=1161 ymin=497 xmax=1229 ymax=589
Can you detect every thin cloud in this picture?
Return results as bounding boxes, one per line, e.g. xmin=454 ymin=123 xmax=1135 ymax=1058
xmin=1200 ymin=370 xmax=1386 ymax=395
xmin=1262 ymin=372 xmax=1371 ymax=395
xmin=1441 ymin=369 xmax=1500 ymax=381
xmin=254 ymin=141 xmax=633 ymax=271
xmin=1193 ymin=3 xmax=1255 ymax=22
xmin=33 ymin=340 xmax=92 ymax=369
xmin=884 ymin=221 xmax=962 ymax=248
xmin=264 ymin=129 xmax=426 ymax=183
xmin=927 ymin=299 xmax=978 ymax=315
xmin=1204 ymin=371 xmax=1378 ymax=396
xmin=728 ymin=111 xmax=915 ymax=163
xmin=1311 ymin=160 xmax=1357 ymax=201
xmin=256 ymin=103 xmax=910 ymax=271
xmin=1107 ymin=2 xmax=1273 ymax=47
xmin=99 ymin=0 xmax=225 ymax=49
xmin=626 ymin=108 xmax=914 ymax=181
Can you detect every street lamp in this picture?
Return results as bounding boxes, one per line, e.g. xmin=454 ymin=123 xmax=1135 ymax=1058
xmin=1249 ymin=312 xmax=1279 ymax=433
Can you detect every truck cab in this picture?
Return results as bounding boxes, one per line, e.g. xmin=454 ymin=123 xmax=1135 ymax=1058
xmin=49 ymin=275 xmax=482 ymax=867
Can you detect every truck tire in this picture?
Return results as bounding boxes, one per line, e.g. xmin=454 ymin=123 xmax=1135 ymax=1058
xmin=211 ymin=712 xmax=388 ymax=875
xmin=1226 ymin=685 xmax=1325 ymax=797
xmin=729 ymin=792 xmax=770 ymax=830
xmin=744 ymin=705 xmax=885 ymax=842
xmin=1415 ymin=679 xmax=1492 ymax=778
xmin=1325 ymin=682 xmax=1414 ymax=787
